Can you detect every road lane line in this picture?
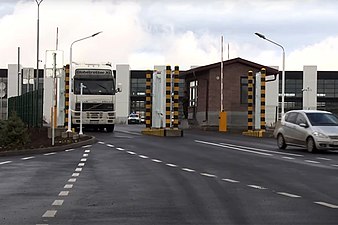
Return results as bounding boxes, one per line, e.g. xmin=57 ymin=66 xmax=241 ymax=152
xmin=305 ymin=160 xmax=320 ymax=164
xmin=75 ymin=168 xmax=82 ymax=172
xmin=65 ymin=148 xmax=75 ymax=152
xmin=116 ymin=147 xmax=125 ymax=151
xmin=277 ymin=192 xmax=301 ymax=198
xmin=52 ymin=200 xmax=64 ymax=206
xmin=200 ymin=173 xmax=217 ymax=178
xmin=182 ymin=168 xmax=195 ymax=172
xmin=44 ymin=152 xmax=56 ymax=156
xmin=151 ymin=159 xmax=162 ymax=163
xmin=127 ymin=151 xmax=136 ymax=155
xmin=314 ymin=202 xmax=338 ymax=209
xmin=82 ymin=145 xmax=92 ymax=148
xmin=316 ymin=157 xmax=331 ymax=161
xmin=0 ymin=161 xmax=12 ymax=165
xmin=332 ymin=164 xmax=338 ymax=167
xmin=248 ymin=185 xmax=267 ymax=190
xmin=42 ymin=210 xmax=57 ymax=218
xmin=139 ymin=155 xmax=149 ymax=159
xmin=80 ymin=158 xmax=87 ymax=162
xmin=59 ymin=191 xmax=69 ymax=196
xmin=78 ymin=163 xmax=85 ymax=167
xmin=64 ymin=184 xmax=73 ymax=189
xmin=282 ymin=156 xmax=295 ymax=160
xmin=166 ymin=163 xmax=178 ymax=167
xmin=107 ymin=144 xmax=115 ymax=148
xmin=98 ymin=141 xmax=105 ymax=144
xmin=195 ymin=140 xmax=273 ymax=156
xmin=72 ymin=173 xmax=80 ymax=177
xmin=222 ymin=178 xmax=239 ymax=183
xmin=84 ymin=150 xmax=90 ymax=153
xmin=83 ymin=154 xmax=88 ymax=157
xmin=22 ymin=156 xmax=35 ymax=160
xmin=68 ymin=178 xmax=76 ymax=182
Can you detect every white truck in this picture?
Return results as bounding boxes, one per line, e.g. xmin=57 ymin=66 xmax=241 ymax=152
xmin=71 ymin=63 xmax=121 ymax=132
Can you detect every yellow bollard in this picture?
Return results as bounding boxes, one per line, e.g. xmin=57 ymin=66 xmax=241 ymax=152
xmin=219 ymin=111 xmax=227 ymax=132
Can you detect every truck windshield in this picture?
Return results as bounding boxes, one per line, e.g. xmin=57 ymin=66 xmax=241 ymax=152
xmin=74 ymin=79 xmax=115 ymax=95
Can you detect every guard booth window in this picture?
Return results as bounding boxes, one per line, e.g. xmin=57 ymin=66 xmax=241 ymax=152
xmin=189 ymin=80 xmax=198 ymax=106
xmin=240 ymin=77 xmax=248 ymax=104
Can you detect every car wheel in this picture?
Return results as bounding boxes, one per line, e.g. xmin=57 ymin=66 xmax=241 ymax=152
xmin=277 ymin=134 xmax=287 ymax=149
xmin=306 ymin=137 xmax=317 ymax=153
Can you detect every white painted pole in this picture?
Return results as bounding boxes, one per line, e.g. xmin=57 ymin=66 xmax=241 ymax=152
xmin=220 ymin=35 xmax=224 ymax=112
xmin=79 ymin=83 xmax=86 ymax=135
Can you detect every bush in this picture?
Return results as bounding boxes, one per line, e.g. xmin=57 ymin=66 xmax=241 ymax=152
xmin=0 ymin=112 xmax=30 ymax=150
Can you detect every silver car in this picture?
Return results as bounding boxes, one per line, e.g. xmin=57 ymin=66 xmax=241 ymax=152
xmin=274 ymin=110 xmax=338 ymax=153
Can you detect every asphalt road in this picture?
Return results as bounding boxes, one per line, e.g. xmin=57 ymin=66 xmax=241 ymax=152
xmin=1 ymin=125 xmax=338 ymax=225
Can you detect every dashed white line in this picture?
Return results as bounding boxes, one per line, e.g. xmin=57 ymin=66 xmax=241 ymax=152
xmin=0 ymin=161 xmax=12 ymax=165
xmin=166 ymin=163 xmax=178 ymax=167
xmin=65 ymin=148 xmax=75 ymax=152
xmin=222 ymin=178 xmax=239 ymax=183
xmin=84 ymin=150 xmax=90 ymax=153
xmin=59 ymin=191 xmax=69 ymax=196
xmin=332 ymin=164 xmax=338 ymax=167
xmin=277 ymin=192 xmax=301 ymax=198
xmin=151 ymin=159 xmax=162 ymax=163
xmin=305 ymin=160 xmax=320 ymax=164
xmin=64 ymin=184 xmax=73 ymax=189
xmin=316 ymin=157 xmax=331 ymax=161
xmin=42 ymin=210 xmax=57 ymax=218
xmin=98 ymin=141 xmax=105 ymax=144
xmin=107 ymin=144 xmax=115 ymax=148
xmin=83 ymin=154 xmax=88 ymax=157
xmin=282 ymin=156 xmax=295 ymax=160
xmin=82 ymin=145 xmax=92 ymax=148
xmin=127 ymin=151 xmax=136 ymax=155
xmin=44 ymin=152 xmax=56 ymax=156
xmin=182 ymin=168 xmax=195 ymax=172
xmin=200 ymin=173 xmax=217 ymax=178
xmin=80 ymin=158 xmax=87 ymax=162
xmin=314 ymin=201 xmax=338 ymax=209
xmin=72 ymin=173 xmax=80 ymax=177
xmin=116 ymin=147 xmax=125 ymax=151
xmin=139 ymin=155 xmax=149 ymax=159
xmin=22 ymin=156 xmax=35 ymax=160
xmin=75 ymin=168 xmax=82 ymax=172
xmin=78 ymin=163 xmax=85 ymax=167
xmin=52 ymin=200 xmax=64 ymax=206
xmin=248 ymin=184 xmax=267 ymax=190
xmin=68 ymin=178 xmax=76 ymax=183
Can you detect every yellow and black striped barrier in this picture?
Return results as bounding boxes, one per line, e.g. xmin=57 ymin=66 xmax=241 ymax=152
xmin=260 ymin=68 xmax=266 ymax=130
xmin=64 ymin=64 xmax=70 ymax=129
xmin=165 ymin=65 xmax=171 ymax=128
xmin=145 ymin=71 xmax=152 ymax=129
xmin=173 ymin=66 xmax=179 ymax=129
xmin=247 ymin=70 xmax=253 ymax=131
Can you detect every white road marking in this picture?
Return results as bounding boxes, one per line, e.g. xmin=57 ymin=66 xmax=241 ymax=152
xmin=282 ymin=156 xmax=295 ymax=160
xmin=248 ymin=184 xmax=267 ymax=190
xmin=200 ymin=173 xmax=217 ymax=178
xmin=127 ymin=151 xmax=136 ymax=155
xmin=42 ymin=210 xmax=57 ymax=218
xmin=72 ymin=173 xmax=80 ymax=177
xmin=195 ymin=140 xmax=272 ymax=156
xmin=139 ymin=155 xmax=149 ymax=159
xmin=36 ymin=224 xmax=48 ymax=225
xmin=64 ymin=184 xmax=73 ymax=189
xmin=68 ymin=178 xmax=76 ymax=182
xmin=314 ymin=202 xmax=338 ymax=209
xmin=75 ymin=168 xmax=82 ymax=172
xmin=0 ymin=161 xmax=12 ymax=165
xmin=332 ymin=164 xmax=338 ymax=167
xmin=98 ymin=141 xmax=105 ymax=144
xmin=83 ymin=154 xmax=88 ymax=157
xmin=78 ymin=163 xmax=85 ymax=167
xmin=84 ymin=150 xmax=90 ymax=153
xmin=166 ymin=163 xmax=178 ymax=167
xmin=116 ymin=147 xmax=125 ymax=151
xmin=316 ymin=157 xmax=331 ymax=161
xmin=305 ymin=160 xmax=320 ymax=164
xmin=80 ymin=158 xmax=87 ymax=162
xmin=277 ymin=192 xmax=301 ymax=198
xmin=59 ymin=191 xmax=69 ymax=196
xmin=44 ymin=152 xmax=56 ymax=156
xmin=22 ymin=156 xmax=35 ymax=160
xmin=222 ymin=178 xmax=239 ymax=183
xmin=107 ymin=144 xmax=114 ymax=148
xmin=151 ymin=159 xmax=162 ymax=163
xmin=82 ymin=145 xmax=92 ymax=148
xmin=219 ymin=142 xmax=303 ymax=157
xmin=182 ymin=168 xmax=195 ymax=172
xmin=52 ymin=200 xmax=64 ymax=206
xmin=65 ymin=148 xmax=75 ymax=152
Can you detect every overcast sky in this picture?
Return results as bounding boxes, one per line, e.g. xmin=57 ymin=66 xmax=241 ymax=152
xmin=1 ymin=0 xmax=338 ymax=71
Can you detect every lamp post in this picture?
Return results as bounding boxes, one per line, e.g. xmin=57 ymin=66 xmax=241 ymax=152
xmin=67 ymin=31 xmax=102 ymax=132
xmin=255 ymin=32 xmax=285 ymax=118
xmin=35 ymin=0 xmax=44 ymax=91
xmin=79 ymin=83 xmax=86 ymax=135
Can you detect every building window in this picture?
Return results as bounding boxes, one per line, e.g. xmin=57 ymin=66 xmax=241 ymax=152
xmin=130 ymin=78 xmax=146 ymax=96
xmin=240 ymin=77 xmax=248 ymax=104
xmin=189 ymin=80 xmax=198 ymax=106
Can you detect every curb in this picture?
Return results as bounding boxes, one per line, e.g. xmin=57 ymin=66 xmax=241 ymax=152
xmin=0 ymin=136 xmax=97 ymax=157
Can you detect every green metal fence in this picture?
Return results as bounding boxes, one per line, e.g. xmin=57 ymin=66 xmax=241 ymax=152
xmin=8 ymin=89 xmax=43 ymax=127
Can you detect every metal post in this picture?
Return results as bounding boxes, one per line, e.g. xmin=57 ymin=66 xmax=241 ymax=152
xmin=17 ymin=47 xmax=20 ymax=96
xmin=220 ymin=35 xmax=224 ymax=112
xmin=35 ymin=0 xmax=43 ymax=91
xmin=79 ymin=83 xmax=86 ymax=135
xmin=67 ymin=31 xmax=102 ymax=133
xmin=52 ymin=53 xmax=56 ymax=146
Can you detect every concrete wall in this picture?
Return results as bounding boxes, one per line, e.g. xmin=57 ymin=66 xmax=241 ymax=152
xmin=266 ymin=66 xmax=279 ymax=126
xmin=116 ymin=64 xmax=130 ymax=124
xmin=303 ymin=65 xmax=317 ymax=110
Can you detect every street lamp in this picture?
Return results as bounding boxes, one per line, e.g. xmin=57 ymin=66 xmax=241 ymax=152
xmin=35 ymin=0 xmax=44 ymax=91
xmin=79 ymin=83 xmax=86 ymax=135
xmin=67 ymin=31 xmax=102 ymax=133
xmin=255 ymin=32 xmax=285 ymax=118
